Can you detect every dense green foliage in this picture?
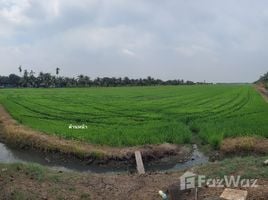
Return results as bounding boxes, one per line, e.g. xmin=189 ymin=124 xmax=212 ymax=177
xmin=0 ymin=71 xmax=197 ymax=88
xmin=0 ymin=85 xmax=267 ymax=147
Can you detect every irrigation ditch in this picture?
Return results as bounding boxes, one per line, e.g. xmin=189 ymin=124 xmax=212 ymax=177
xmin=0 ymin=137 xmax=209 ymax=174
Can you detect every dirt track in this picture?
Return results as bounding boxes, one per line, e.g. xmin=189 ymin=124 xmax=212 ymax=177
xmin=256 ymin=84 xmax=268 ymax=102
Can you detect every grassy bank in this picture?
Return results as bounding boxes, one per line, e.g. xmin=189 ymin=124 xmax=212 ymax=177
xmin=0 ymin=85 xmax=268 ymax=147
xmin=195 ymin=156 xmax=268 ymax=179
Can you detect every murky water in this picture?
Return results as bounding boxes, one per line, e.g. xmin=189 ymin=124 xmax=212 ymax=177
xmin=0 ymin=142 xmax=208 ymax=173
xmin=0 ymin=142 xmax=128 ymax=173
xmin=145 ymin=144 xmax=209 ymax=172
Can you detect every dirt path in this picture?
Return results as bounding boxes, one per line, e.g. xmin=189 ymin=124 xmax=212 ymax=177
xmin=0 ymin=105 xmax=191 ymax=166
xmin=255 ymin=84 xmax=268 ymax=102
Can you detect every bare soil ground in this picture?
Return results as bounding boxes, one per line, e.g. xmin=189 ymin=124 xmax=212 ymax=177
xmin=0 ymin=160 xmax=267 ymax=200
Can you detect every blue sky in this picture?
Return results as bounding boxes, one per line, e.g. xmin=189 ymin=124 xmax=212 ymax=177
xmin=0 ymin=0 xmax=268 ymax=82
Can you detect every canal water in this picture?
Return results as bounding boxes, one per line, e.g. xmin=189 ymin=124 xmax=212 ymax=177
xmin=0 ymin=142 xmax=209 ymax=173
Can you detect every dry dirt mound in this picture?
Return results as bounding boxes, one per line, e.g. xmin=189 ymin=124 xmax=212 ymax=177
xmin=220 ymin=137 xmax=268 ymax=155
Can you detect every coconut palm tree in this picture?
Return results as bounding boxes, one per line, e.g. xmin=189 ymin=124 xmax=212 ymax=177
xmin=18 ymin=65 xmax=22 ymax=76
xmin=56 ymin=67 xmax=60 ymax=76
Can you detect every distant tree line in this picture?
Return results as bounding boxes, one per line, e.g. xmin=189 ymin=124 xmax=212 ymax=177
xmin=257 ymin=71 xmax=268 ymax=88
xmin=0 ymin=67 xmax=210 ymax=88
xmin=257 ymin=72 xmax=268 ymax=83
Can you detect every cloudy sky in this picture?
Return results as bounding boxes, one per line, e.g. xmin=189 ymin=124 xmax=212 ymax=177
xmin=0 ymin=0 xmax=268 ymax=82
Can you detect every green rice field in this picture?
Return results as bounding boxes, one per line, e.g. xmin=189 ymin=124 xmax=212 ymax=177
xmin=0 ymin=85 xmax=267 ymax=147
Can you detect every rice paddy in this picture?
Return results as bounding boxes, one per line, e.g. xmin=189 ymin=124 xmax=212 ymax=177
xmin=0 ymin=84 xmax=267 ymax=147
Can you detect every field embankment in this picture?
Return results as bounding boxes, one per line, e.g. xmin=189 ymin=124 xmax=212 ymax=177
xmin=256 ymin=83 xmax=268 ymax=102
xmin=220 ymin=136 xmax=268 ymax=155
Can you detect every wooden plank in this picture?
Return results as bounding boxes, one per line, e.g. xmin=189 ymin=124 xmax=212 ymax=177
xmin=135 ymin=151 xmax=145 ymax=174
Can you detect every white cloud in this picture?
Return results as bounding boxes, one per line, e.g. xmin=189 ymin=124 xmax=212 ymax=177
xmin=122 ymin=48 xmax=136 ymax=56
xmin=0 ymin=0 xmax=33 ymax=25
xmin=0 ymin=0 xmax=268 ymax=82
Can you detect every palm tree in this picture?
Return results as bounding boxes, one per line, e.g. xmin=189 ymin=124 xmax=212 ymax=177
xmin=56 ymin=67 xmax=60 ymax=76
xmin=18 ymin=65 xmax=22 ymax=76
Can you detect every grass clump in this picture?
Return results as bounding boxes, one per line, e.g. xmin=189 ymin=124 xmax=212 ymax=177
xmin=24 ymin=163 xmax=45 ymax=181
